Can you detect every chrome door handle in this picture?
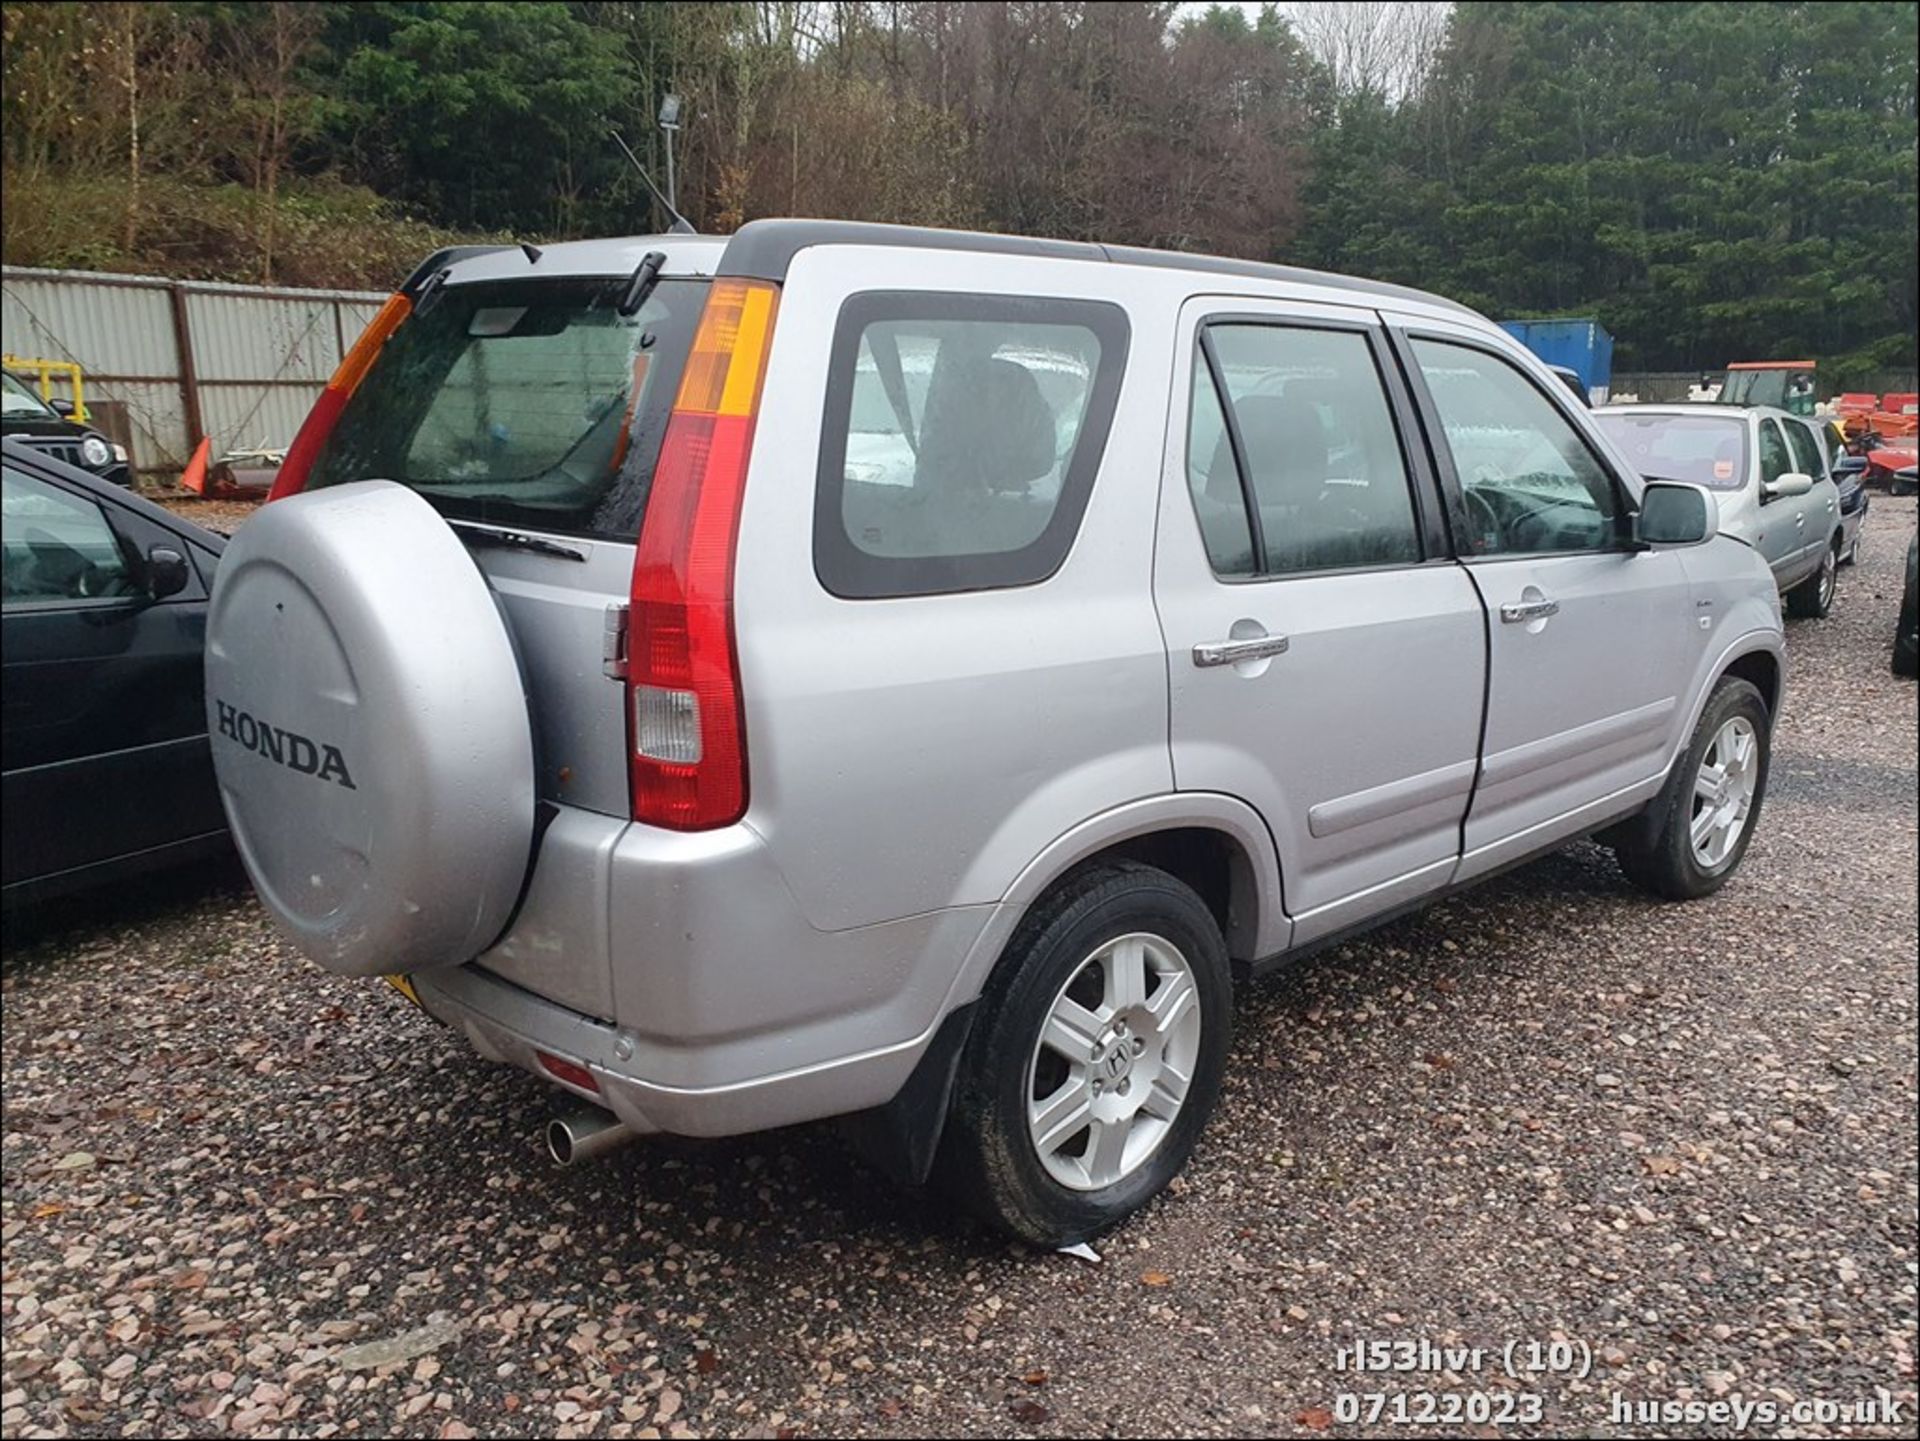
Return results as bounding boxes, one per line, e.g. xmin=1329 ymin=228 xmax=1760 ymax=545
xmin=1193 ymin=634 xmax=1290 ymax=667
xmin=1499 ymin=598 xmax=1560 ymax=624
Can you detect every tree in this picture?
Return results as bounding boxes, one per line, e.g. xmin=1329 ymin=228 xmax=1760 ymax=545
xmin=1280 ymin=0 xmax=1446 ymax=102
xmin=315 ymin=2 xmax=641 ymax=235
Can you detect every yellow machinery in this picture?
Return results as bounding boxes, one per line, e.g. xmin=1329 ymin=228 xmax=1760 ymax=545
xmin=2 ymin=355 xmax=89 ymax=422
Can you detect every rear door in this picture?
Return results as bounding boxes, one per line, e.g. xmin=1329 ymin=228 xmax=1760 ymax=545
xmin=305 ymin=266 xmax=713 ymax=822
xmin=1 ymin=462 xmax=223 ymax=890
xmin=1153 ymin=298 xmax=1486 ymax=946
xmin=296 ymin=261 xmax=716 ymax=1015
xmin=1395 ymin=322 xmax=1695 ymax=881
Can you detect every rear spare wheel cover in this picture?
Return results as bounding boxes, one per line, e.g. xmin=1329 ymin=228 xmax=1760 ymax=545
xmin=205 ymin=481 xmax=535 ymax=976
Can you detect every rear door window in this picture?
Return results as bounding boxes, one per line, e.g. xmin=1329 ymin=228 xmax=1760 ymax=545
xmin=814 ymin=292 xmax=1129 ymax=598
xmin=310 ymin=277 xmax=705 ymax=540
xmin=1191 ymin=323 xmax=1424 ymax=576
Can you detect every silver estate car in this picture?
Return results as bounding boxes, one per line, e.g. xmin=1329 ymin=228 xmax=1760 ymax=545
xmin=1592 ymin=404 xmax=1846 ymax=619
xmin=207 ymin=221 xmax=1785 ymax=1245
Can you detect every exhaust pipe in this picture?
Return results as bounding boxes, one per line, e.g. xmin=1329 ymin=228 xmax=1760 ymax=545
xmin=546 ymin=1108 xmax=635 ymax=1166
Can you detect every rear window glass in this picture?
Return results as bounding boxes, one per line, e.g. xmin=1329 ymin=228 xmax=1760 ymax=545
xmin=814 ymin=292 xmax=1129 ymax=598
xmin=1592 ymin=412 xmax=1749 ymax=491
xmin=310 ymin=276 xmax=704 ymax=539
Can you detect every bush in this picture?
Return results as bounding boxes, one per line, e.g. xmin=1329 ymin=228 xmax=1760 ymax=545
xmin=1 ymin=169 xmax=498 ymax=290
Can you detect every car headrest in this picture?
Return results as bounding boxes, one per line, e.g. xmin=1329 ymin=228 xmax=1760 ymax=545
xmin=1208 ymin=394 xmax=1327 ymax=501
xmin=915 ymin=355 xmax=1057 ymax=495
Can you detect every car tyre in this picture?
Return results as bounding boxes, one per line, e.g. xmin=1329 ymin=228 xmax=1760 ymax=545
xmin=1614 ymin=678 xmax=1771 ymax=901
xmin=1894 ymin=624 xmax=1919 ymax=678
xmin=1785 ymin=539 xmax=1839 ymax=619
xmin=935 ymin=860 xmax=1231 ymax=1247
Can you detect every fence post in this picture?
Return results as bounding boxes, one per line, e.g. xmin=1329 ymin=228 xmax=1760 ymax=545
xmin=168 ymin=282 xmax=205 ymax=453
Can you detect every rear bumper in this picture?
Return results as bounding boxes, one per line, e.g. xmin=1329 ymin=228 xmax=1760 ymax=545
xmin=412 ymin=960 xmax=952 ymax=1138
xmin=444 ymin=802 xmax=998 ymax=1136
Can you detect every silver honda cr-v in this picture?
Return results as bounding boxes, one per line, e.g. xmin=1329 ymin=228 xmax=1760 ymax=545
xmin=206 ymin=220 xmax=1786 ymax=1245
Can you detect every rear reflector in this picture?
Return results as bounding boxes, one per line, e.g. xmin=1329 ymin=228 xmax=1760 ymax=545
xmin=628 ymin=279 xmax=779 ymax=829
xmin=268 ymin=291 xmax=412 ymax=501
xmin=536 ymin=1051 xmax=602 ymax=1094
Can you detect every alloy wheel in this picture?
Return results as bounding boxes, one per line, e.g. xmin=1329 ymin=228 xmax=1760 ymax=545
xmin=1690 ymin=716 xmax=1760 ymax=869
xmin=1026 ymin=932 xmax=1204 ymax=1191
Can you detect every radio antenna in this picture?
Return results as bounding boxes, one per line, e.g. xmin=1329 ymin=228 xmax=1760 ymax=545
xmin=610 ymin=128 xmax=695 ymax=235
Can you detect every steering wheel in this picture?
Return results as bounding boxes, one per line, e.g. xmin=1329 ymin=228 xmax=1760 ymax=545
xmin=1462 ymin=485 xmax=1503 ymax=552
xmin=23 ymin=526 xmax=108 ymax=600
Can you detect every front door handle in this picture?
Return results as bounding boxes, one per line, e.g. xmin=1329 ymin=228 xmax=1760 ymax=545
xmin=1499 ymin=598 xmax=1561 ymax=624
xmin=1193 ymin=634 xmax=1290 ymax=667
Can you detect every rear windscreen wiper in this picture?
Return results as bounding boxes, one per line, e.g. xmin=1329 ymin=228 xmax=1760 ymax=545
xmin=449 ymin=521 xmax=586 ymax=562
xmin=618 ymin=250 xmax=668 ymax=317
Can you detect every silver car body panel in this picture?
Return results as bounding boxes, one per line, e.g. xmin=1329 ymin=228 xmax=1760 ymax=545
xmin=469 ymin=534 xmax=636 ymax=818
xmin=226 ymin=226 xmax=1787 ymax=1138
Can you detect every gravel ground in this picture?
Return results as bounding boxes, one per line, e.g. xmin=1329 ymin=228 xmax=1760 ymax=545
xmin=5 ymin=499 xmax=1915 ymax=1440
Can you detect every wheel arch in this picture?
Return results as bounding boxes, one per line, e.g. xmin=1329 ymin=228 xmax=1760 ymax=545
xmin=992 ymin=794 xmax=1287 ymax=968
xmin=1720 ymin=645 xmax=1784 ymax=720
xmin=843 ymin=795 xmax=1286 ymax=1191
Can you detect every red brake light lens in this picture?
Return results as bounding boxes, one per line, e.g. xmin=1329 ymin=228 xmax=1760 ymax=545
xmin=628 ymin=278 xmax=779 ymax=829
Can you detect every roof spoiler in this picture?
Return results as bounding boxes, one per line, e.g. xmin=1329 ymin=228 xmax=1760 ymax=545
xmin=399 ymin=245 xmax=513 ymax=295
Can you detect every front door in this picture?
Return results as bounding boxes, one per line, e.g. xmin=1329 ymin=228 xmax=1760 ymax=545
xmin=1396 ymin=324 xmax=1695 ymax=882
xmin=1753 ymin=416 xmax=1813 ymax=587
xmin=1780 ymin=414 xmax=1842 ymax=567
xmin=0 ymin=464 xmax=221 ymax=891
xmin=1153 ymin=299 xmax=1486 ymax=947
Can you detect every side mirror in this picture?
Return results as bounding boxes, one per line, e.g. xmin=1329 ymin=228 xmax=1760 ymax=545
xmin=1635 ymin=481 xmax=1717 ymax=548
xmin=1763 ymin=471 xmax=1814 ymax=500
xmin=50 ymin=398 xmax=75 ymax=418
xmin=146 ymin=545 xmax=189 ymax=599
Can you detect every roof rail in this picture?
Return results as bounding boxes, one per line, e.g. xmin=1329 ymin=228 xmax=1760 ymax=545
xmin=716 ymin=218 xmax=1473 ymax=315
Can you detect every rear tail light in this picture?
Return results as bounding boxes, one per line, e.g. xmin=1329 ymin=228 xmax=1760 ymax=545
xmin=267 ymin=292 xmax=412 ymax=500
xmin=628 ymin=278 xmax=780 ymax=829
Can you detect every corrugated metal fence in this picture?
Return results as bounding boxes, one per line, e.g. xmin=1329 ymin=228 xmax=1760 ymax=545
xmin=1 ymin=266 xmax=386 ymax=475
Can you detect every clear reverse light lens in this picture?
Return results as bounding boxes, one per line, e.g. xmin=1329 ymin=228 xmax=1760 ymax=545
xmin=635 ymin=685 xmax=702 ymax=763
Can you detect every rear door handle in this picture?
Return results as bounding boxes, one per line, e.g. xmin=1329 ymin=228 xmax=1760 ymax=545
xmin=1499 ymin=598 xmax=1560 ymax=624
xmin=1193 ymin=634 xmax=1290 ymax=667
